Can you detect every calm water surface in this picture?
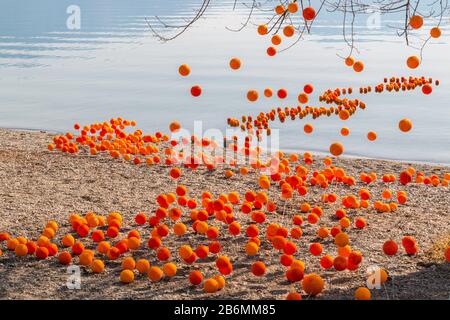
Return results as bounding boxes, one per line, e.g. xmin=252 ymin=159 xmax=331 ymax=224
xmin=1 ymin=0 xmax=449 ymax=163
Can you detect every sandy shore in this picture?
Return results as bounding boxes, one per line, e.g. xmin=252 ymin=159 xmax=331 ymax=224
xmin=0 ymin=128 xmax=449 ymax=300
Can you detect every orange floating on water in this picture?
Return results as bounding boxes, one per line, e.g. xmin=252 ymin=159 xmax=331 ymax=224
xmin=229 ymin=58 xmax=241 ymax=70
xmin=178 ymin=64 xmax=190 ymax=77
xmin=247 ymin=90 xmax=259 ymax=102
xmin=329 ymin=142 xmax=344 ymax=157
xmin=399 ymin=118 xmax=412 ymax=132
xmin=191 ymin=85 xmax=202 ymax=97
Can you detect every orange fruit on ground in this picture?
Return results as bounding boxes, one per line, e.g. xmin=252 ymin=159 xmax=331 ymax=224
xmin=79 ymin=251 xmax=94 ymax=266
xmin=163 ymin=262 xmax=177 ymax=277
xmin=120 ymin=270 xmax=135 ymax=283
xmin=286 ymin=292 xmax=302 ymax=300
xmin=91 ymin=259 xmax=105 ymax=273
xmin=122 ymin=257 xmax=136 ymax=270
xmin=36 ymin=246 xmax=49 ymax=260
xmin=320 ymin=256 xmax=334 ymax=269
xmin=136 ymin=259 xmax=151 ymax=274
xmin=214 ymin=275 xmax=226 ymax=290
xmin=204 ymin=278 xmax=219 ymax=293
xmin=189 ymin=270 xmax=203 ymax=285
xmin=15 ymin=244 xmax=28 ymax=257
xmin=406 ymin=56 xmax=420 ymax=69
xmin=399 ymin=118 xmax=412 ymax=132
xmin=251 ymin=261 xmax=266 ymax=276
xmin=302 ymin=273 xmax=324 ymax=296
xmin=148 ymin=266 xmax=164 ymax=282
xmin=355 ymin=287 xmax=371 ymax=300
xmin=6 ymin=238 xmax=20 ymax=251
xmin=333 ymin=256 xmax=348 ymax=271
xmin=445 ymin=247 xmax=450 ymax=262
xmin=245 ymin=242 xmax=259 ymax=256
xmin=334 ymin=232 xmax=349 ymax=247
xmin=178 ymin=64 xmax=190 ymax=76
xmin=286 ymin=267 xmax=304 ymax=282
xmin=383 ymin=240 xmax=398 ymax=256
xmin=58 ymin=251 xmax=72 ymax=265
xmin=62 ymin=234 xmax=75 ymax=247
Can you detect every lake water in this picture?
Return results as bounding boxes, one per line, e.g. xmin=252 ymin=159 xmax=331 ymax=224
xmin=1 ymin=0 xmax=449 ymax=164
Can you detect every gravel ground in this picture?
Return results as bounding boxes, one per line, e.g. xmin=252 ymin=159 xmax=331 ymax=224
xmin=0 ymin=128 xmax=449 ymax=300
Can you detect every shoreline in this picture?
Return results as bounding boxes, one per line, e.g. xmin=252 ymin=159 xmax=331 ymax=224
xmin=2 ymin=127 xmax=450 ymax=168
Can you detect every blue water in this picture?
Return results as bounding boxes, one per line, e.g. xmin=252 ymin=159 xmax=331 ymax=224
xmin=0 ymin=0 xmax=449 ymax=163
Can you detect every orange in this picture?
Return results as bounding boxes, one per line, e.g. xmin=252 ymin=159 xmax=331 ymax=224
xmin=91 ymin=259 xmax=105 ymax=273
xmin=120 ymin=269 xmax=135 ymax=283
xmin=245 ymin=242 xmax=259 ymax=256
xmin=178 ymin=64 xmax=190 ymax=76
xmin=329 ymin=142 xmax=344 ymax=156
xmin=383 ymin=240 xmax=398 ymax=256
xmin=163 ymin=262 xmax=177 ymax=277
xmin=286 ymin=267 xmax=304 ymax=282
xmin=399 ymin=119 xmax=412 ymax=132
xmin=302 ymin=7 xmax=316 ymax=21
xmin=247 ymin=90 xmax=259 ymax=102
xmin=335 ymin=232 xmax=349 ymax=247
xmin=36 ymin=246 xmax=49 ymax=260
xmin=229 ymin=58 xmax=241 ymax=70
xmin=409 ymin=15 xmax=423 ymax=29
xmin=136 ymin=259 xmax=151 ymax=274
xmin=204 ymin=278 xmax=219 ymax=293
xmin=430 ymin=27 xmax=441 ymax=38
xmin=122 ymin=257 xmax=136 ymax=270
xmin=287 ymin=2 xmax=298 ymax=13
xmin=213 ymin=275 xmax=225 ymax=290
xmin=345 ymin=56 xmax=354 ymax=66
xmin=355 ymin=287 xmax=371 ymax=300
xmin=58 ymin=251 xmax=72 ymax=265
xmin=353 ymin=61 xmax=364 ymax=72
xmin=251 ymin=261 xmax=266 ymax=276
xmin=148 ymin=266 xmax=164 ymax=282
xmin=189 ymin=270 xmax=203 ymax=285
xmin=302 ymin=273 xmax=324 ymax=296
xmin=257 ymin=24 xmax=268 ymax=35
xmin=286 ymin=292 xmax=302 ymax=300
xmin=407 ymin=56 xmax=420 ymax=69
xmin=15 ymin=244 xmax=28 ymax=257
xmin=79 ymin=251 xmax=94 ymax=266
xmin=367 ymin=131 xmax=377 ymax=141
